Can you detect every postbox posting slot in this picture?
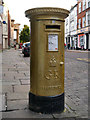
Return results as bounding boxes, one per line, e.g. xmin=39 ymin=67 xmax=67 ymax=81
xmin=46 ymin=25 xmax=60 ymax=30
xmin=45 ymin=24 xmax=61 ymax=32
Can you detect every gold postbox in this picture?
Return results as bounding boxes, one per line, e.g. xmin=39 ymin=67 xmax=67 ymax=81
xmin=25 ymin=7 xmax=69 ymax=113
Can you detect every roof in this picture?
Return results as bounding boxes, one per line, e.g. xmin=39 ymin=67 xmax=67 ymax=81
xmin=70 ymin=4 xmax=78 ymax=12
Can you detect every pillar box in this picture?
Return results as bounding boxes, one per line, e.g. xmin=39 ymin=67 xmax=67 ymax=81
xmin=25 ymin=7 xmax=69 ymax=114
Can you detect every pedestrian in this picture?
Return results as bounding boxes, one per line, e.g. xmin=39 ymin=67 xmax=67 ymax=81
xmin=14 ymin=44 xmax=16 ymax=50
xmin=64 ymin=43 xmax=66 ymax=49
xmin=68 ymin=42 xmax=70 ymax=49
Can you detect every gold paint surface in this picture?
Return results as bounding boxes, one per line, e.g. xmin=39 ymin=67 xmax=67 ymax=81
xmin=25 ymin=8 xmax=69 ymax=96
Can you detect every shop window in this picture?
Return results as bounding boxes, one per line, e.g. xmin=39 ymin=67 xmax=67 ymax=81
xmin=80 ymin=35 xmax=84 ymax=47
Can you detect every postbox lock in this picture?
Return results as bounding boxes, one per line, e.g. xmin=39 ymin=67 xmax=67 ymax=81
xmin=60 ymin=62 xmax=64 ymax=65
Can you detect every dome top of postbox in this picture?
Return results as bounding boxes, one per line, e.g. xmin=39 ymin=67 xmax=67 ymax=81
xmin=25 ymin=7 xmax=70 ymax=20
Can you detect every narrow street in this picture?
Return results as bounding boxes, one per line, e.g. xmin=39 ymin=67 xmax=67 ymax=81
xmin=0 ymin=48 xmax=88 ymax=119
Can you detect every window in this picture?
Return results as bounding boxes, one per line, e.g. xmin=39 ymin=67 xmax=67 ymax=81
xmin=0 ymin=6 xmax=3 ymax=15
xmin=78 ymin=19 xmax=81 ymax=29
xmin=79 ymin=2 xmax=81 ymax=13
xmin=66 ymin=29 xmax=68 ymax=33
xmin=83 ymin=0 xmax=86 ymax=11
xmin=82 ymin=16 xmax=86 ymax=27
xmin=88 ymin=10 xmax=90 ymax=25
xmin=88 ymin=0 xmax=90 ymax=8
xmin=71 ymin=22 xmax=74 ymax=31
xmin=66 ymin=19 xmax=68 ymax=25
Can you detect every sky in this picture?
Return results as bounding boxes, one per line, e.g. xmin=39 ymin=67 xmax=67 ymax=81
xmin=3 ymin=0 xmax=77 ymax=30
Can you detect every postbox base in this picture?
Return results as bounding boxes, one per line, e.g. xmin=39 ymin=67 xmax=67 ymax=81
xmin=29 ymin=92 xmax=64 ymax=114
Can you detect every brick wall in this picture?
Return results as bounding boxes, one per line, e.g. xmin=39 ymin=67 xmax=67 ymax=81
xmin=77 ymin=0 xmax=90 ymax=29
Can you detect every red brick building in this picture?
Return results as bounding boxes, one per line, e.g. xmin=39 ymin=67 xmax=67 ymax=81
xmin=77 ymin=0 xmax=90 ymax=50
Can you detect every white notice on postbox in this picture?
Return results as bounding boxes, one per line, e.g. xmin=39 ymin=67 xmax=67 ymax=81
xmin=48 ymin=34 xmax=58 ymax=51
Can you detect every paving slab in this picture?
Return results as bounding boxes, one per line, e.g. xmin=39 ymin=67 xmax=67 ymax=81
xmin=2 ymin=85 xmax=13 ymax=93
xmin=1 ymin=80 xmax=20 ymax=85
xmin=16 ymin=77 xmax=30 ymax=81
xmin=18 ymin=71 xmax=30 ymax=75
xmin=0 ymin=94 xmax=7 ymax=111
xmin=7 ymin=100 xmax=28 ymax=111
xmin=52 ymin=108 xmax=77 ymax=118
xmin=7 ymin=93 xmax=28 ymax=101
xmin=2 ymin=109 xmax=53 ymax=118
xmin=14 ymin=85 xmax=30 ymax=93
xmin=65 ymin=97 xmax=77 ymax=111
xmin=0 ymin=84 xmax=2 ymax=94
xmin=75 ymin=110 xmax=88 ymax=118
xmin=2 ymin=72 xmax=26 ymax=79
xmin=20 ymin=80 xmax=30 ymax=85
xmin=0 ymin=94 xmax=2 ymax=111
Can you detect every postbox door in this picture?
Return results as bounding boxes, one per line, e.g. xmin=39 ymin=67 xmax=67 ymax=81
xmin=37 ymin=22 xmax=64 ymax=96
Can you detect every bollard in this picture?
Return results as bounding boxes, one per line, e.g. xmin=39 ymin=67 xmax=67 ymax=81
xmin=25 ymin=7 xmax=69 ymax=114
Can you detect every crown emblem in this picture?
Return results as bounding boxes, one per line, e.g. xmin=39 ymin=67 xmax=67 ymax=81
xmin=49 ymin=56 xmax=57 ymax=67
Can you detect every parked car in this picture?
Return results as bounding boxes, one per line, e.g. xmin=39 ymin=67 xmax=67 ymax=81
xmin=22 ymin=43 xmax=26 ymax=54
xmin=23 ymin=42 xmax=30 ymax=57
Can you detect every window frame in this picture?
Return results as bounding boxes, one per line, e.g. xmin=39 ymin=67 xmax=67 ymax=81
xmin=82 ymin=16 xmax=86 ymax=27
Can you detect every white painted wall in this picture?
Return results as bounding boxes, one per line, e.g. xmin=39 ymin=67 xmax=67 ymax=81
xmin=3 ymin=5 xmax=8 ymax=49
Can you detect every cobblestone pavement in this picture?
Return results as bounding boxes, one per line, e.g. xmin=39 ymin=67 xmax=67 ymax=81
xmin=0 ymin=48 xmax=88 ymax=119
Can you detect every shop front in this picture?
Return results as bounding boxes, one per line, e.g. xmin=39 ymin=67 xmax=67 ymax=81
xmin=77 ymin=27 xmax=90 ymax=50
xmin=78 ymin=34 xmax=85 ymax=49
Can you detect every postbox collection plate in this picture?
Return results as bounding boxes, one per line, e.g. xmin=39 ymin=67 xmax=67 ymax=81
xmin=48 ymin=34 xmax=58 ymax=51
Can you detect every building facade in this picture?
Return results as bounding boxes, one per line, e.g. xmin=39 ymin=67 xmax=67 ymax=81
xmin=65 ymin=14 xmax=70 ymax=48
xmin=65 ymin=0 xmax=90 ymax=50
xmin=65 ymin=4 xmax=77 ymax=49
xmin=77 ymin=0 xmax=90 ymax=50
xmin=11 ymin=19 xmax=20 ymax=46
xmin=3 ymin=4 xmax=8 ymax=49
xmin=1 ymin=1 xmax=20 ymax=49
